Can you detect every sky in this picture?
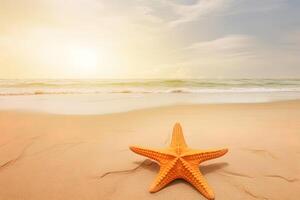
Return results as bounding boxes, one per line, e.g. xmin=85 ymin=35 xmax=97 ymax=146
xmin=0 ymin=0 xmax=299 ymax=79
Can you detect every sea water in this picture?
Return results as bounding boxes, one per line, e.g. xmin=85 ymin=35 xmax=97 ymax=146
xmin=0 ymin=79 xmax=300 ymax=114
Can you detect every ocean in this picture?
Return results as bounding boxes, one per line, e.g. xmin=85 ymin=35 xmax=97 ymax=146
xmin=1 ymin=79 xmax=300 ymax=95
xmin=0 ymin=79 xmax=300 ymax=114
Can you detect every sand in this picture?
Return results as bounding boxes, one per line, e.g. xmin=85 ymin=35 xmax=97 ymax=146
xmin=0 ymin=100 xmax=300 ymax=200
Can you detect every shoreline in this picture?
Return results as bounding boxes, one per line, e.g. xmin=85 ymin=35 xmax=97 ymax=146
xmin=1 ymin=93 xmax=300 ymax=115
xmin=0 ymin=98 xmax=300 ymax=115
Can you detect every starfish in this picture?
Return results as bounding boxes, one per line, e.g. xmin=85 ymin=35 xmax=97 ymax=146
xmin=129 ymin=123 xmax=228 ymax=200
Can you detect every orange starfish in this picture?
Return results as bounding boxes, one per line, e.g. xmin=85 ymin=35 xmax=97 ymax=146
xmin=130 ymin=123 xmax=228 ymax=200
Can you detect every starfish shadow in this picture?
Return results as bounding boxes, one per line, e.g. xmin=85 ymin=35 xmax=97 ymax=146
xmin=132 ymin=159 xmax=159 ymax=173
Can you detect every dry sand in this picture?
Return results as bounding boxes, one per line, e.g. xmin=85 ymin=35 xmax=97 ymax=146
xmin=0 ymin=100 xmax=300 ymax=200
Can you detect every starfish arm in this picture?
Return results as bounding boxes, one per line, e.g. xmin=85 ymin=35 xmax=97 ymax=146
xmin=170 ymin=123 xmax=187 ymax=149
xmin=129 ymin=146 xmax=175 ymax=163
xmin=183 ymin=148 xmax=228 ymax=164
xmin=149 ymin=159 xmax=178 ymax=193
xmin=180 ymin=159 xmax=215 ymax=200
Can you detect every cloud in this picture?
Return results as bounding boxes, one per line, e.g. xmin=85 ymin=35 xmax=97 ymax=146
xmin=185 ymin=34 xmax=257 ymax=59
xmin=167 ymin=0 xmax=231 ymax=27
xmin=146 ymin=35 xmax=264 ymax=78
xmin=131 ymin=30 xmax=300 ymax=78
xmin=133 ymin=0 xmax=288 ymax=27
xmin=156 ymin=32 xmax=300 ymax=78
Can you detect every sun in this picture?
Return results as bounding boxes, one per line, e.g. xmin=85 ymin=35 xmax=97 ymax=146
xmin=67 ymin=46 xmax=99 ymax=77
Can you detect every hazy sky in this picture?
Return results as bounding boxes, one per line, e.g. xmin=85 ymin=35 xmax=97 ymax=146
xmin=0 ymin=0 xmax=299 ymax=79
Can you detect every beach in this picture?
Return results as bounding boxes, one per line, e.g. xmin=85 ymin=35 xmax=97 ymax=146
xmin=1 ymin=100 xmax=300 ymax=200
xmin=2 ymin=0 xmax=300 ymax=198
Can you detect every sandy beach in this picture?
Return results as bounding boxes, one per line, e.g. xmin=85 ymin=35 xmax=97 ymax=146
xmin=0 ymin=100 xmax=300 ymax=200
xmin=1 ymin=0 xmax=300 ymax=198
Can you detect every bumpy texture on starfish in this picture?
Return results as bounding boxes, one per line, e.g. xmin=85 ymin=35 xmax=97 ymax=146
xmin=130 ymin=123 xmax=228 ymax=200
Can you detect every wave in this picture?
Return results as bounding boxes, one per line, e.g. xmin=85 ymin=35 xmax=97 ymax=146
xmin=1 ymin=87 xmax=300 ymax=96
xmin=1 ymin=79 xmax=300 ymax=96
xmin=1 ymin=79 xmax=300 ymax=88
